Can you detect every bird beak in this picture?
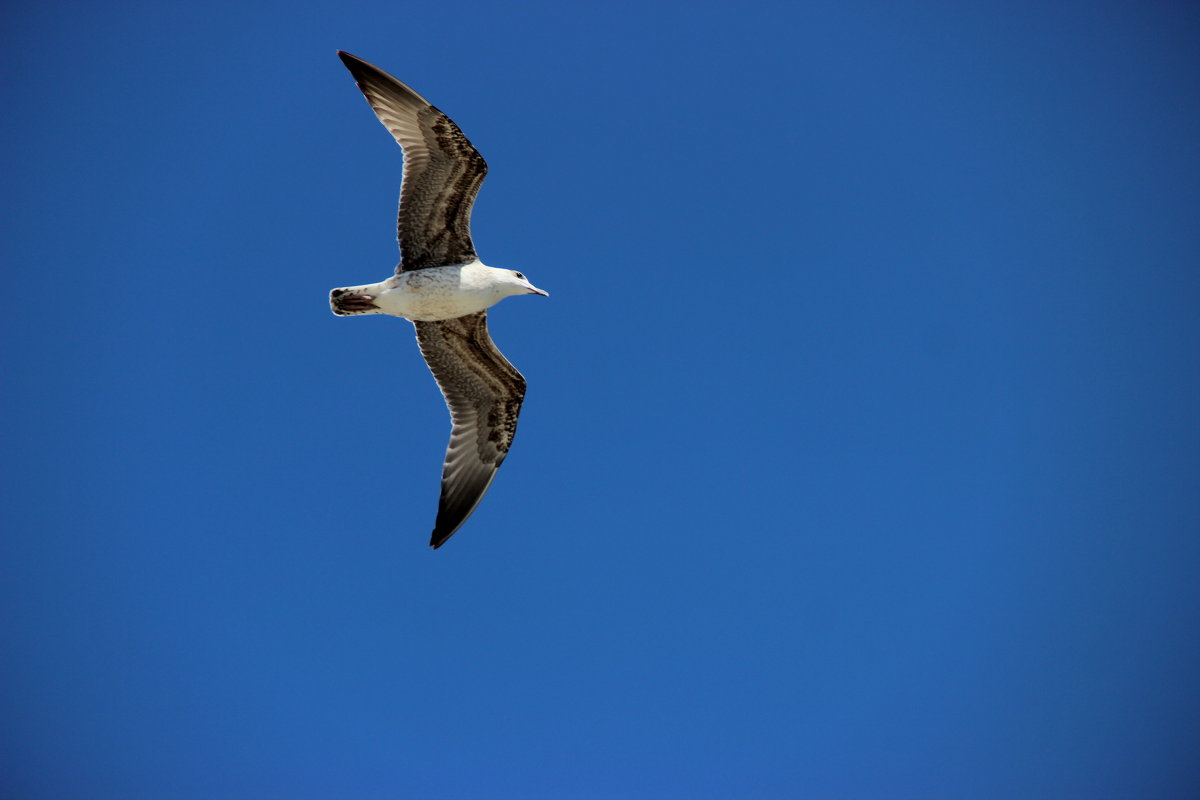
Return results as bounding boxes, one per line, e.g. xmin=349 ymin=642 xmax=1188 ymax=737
xmin=528 ymin=285 xmax=549 ymax=297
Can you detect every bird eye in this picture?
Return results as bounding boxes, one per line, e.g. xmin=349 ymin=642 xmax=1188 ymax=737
xmin=513 ymin=271 xmax=525 ymax=279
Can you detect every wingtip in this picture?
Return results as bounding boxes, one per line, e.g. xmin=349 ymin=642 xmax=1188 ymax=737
xmin=339 ymin=50 xmax=375 ymax=72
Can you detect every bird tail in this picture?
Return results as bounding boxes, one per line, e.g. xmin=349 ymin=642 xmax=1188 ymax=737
xmin=329 ymin=285 xmax=381 ymax=316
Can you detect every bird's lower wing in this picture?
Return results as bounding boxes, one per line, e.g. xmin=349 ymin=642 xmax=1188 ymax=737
xmin=413 ymin=311 xmax=527 ymax=548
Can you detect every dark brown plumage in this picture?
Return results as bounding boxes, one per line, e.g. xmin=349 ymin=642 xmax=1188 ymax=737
xmin=415 ymin=311 xmax=526 ymax=548
xmin=338 ymin=51 xmax=488 ymax=272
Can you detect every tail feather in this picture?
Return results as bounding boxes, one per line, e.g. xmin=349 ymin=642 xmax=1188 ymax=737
xmin=330 ymin=287 xmax=380 ymax=316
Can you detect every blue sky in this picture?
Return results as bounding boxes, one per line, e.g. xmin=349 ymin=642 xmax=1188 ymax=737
xmin=3 ymin=1 xmax=1198 ymax=797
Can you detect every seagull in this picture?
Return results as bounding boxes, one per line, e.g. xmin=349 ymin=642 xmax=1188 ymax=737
xmin=330 ymin=51 xmax=548 ymax=549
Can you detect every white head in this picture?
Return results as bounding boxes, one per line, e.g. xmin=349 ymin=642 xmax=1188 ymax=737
xmin=496 ymin=268 xmax=549 ymax=299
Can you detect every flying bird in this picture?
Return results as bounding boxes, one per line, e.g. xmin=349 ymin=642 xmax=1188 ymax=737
xmin=330 ymin=51 xmax=548 ymax=549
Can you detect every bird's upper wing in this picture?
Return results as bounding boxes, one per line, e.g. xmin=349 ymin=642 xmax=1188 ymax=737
xmin=338 ymin=51 xmax=487 ymax=272
xmin=414 ymin=311 xmax=526 ymax=548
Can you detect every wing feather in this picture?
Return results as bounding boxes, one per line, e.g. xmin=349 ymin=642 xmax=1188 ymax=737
xmin=338 ymin=51 xmax=487 ymax=271
xmin=414 ymin=311 xmax=526 ymax=548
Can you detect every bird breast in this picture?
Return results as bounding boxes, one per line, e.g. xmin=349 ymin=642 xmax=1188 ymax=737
xmin=374 ymin=263 xmax=499 ymax=321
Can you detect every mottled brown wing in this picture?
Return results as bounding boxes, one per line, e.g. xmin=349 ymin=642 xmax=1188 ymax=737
xmin=338 ymin=51 xmax=487 ymax=272
xmin=414 ymin=311 xmax=527 ymax=548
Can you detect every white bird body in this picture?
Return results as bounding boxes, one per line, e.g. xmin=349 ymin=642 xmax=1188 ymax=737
xmin=332 ymin=260 xmax=547 ymax=322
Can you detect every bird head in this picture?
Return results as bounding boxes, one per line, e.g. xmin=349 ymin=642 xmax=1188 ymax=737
xmin=506 ymin=269 xmax=549 ymax=297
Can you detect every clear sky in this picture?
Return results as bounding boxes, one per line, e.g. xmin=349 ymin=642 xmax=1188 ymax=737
xmin=3 ymin=1 xmax=1198 ymax=797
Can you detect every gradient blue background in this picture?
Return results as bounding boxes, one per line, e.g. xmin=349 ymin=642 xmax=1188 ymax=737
xmin=3 ymin=1 xmax=1198 ymax=797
